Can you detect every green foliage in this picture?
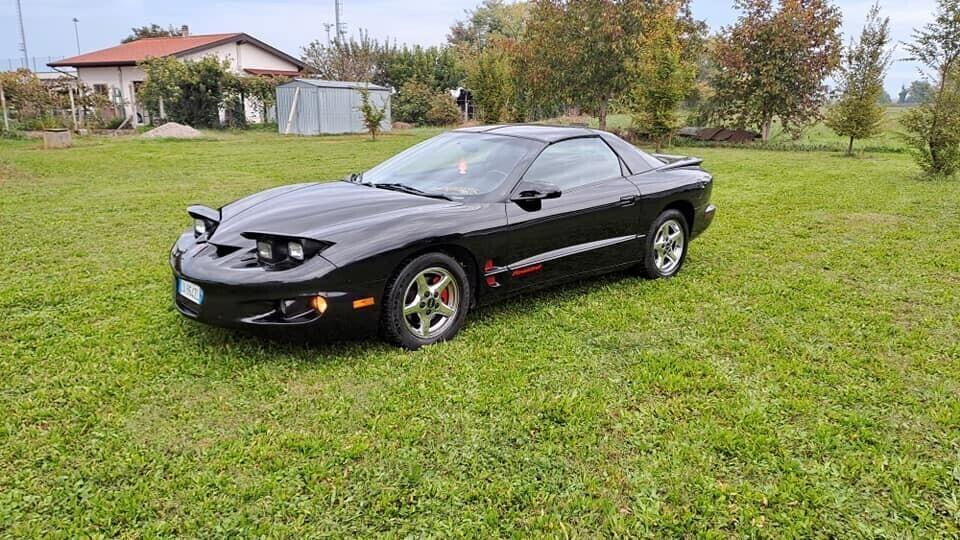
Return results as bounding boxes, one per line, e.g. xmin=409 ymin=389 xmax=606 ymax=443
xmin=0 ymin=69 xmax=55 ymax=125
xmin=626 ymin=2 xmax=697 ymax=151
xmin=447 ymin=0 xmax=529 ymax=49
xmin=425 ymin=93 xmax=461 ymax=126
xmin=122 ymin=24 xmax=185 ymax=43
xmin=1 ymin=130 xmax=959 ymax=536
xmin=524 ymin=0 xmax=630 ymax=130
xmin=709 ymin=0 xmax=843 ymax=141
xmin=899 ymin=80 xmax=935 ymax=104
xmin=393 ymin=81 xmax=434 ymax=124
xmin=301 ymin=31 xmax=465 ymax=92
xmin=139 ymin=56 xmax=240 ymax=128
xmin=902 ymin=0 xmax=960 ymax=177
xmin=465 ymin=37 xmax=521 ymax=122
xmin=237 ymin=75 xmax=289 ymax=121
xmin=824 ymin=3 xmax=893 ymax=155
xmin=357 ymin=88 xmax=387 ymax=140
xmin=524 ymin=0 xmax=703 ymax=131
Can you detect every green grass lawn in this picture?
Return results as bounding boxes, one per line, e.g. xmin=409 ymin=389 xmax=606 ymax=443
xmin=1 ymin=130 xmax=958 ymax=537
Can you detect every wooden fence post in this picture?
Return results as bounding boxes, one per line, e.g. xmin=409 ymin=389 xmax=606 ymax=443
xmin=0 ymin=82 xmax=9 ymax=132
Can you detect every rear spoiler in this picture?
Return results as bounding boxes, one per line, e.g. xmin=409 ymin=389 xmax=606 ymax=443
xmin=652 ymin=153 xmax=704 ymax=171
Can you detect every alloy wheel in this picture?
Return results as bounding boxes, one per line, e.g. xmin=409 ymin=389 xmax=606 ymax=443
xmin=653 ymin=219 xmax=685 ymax=275
xmin=402 ymin=266 xmax=460 ymax=339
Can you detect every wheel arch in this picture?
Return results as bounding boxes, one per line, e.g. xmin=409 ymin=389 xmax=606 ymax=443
xmin=394 ymin=243 xmax=481 ymax=306
xmin=661 ymin=200 xmax=695 ymax=232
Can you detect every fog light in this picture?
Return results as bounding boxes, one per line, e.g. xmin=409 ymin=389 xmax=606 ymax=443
xmin=257 ymin=240 xmax=273 ymax=260
xmin=288 ymin=241 xmax=304 ymax=261
xmin=194 ymin=218 xmax=207 ymax=236
xmin=310 ymin=295 xmax=328 ymax=314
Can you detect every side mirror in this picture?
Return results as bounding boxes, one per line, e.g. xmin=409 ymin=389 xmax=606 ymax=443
xmin=511 ymin=181 xmax=562 ymax=203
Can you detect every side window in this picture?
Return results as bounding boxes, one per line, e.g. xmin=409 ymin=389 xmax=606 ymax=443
xmin=523 ymin=138 xmax=623 ymax=191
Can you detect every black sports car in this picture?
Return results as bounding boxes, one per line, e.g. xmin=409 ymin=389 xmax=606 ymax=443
xmin=171 ymin=125 xmax=716 ymax=349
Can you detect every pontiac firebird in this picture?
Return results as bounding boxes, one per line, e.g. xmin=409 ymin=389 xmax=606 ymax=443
xmin=170 ymin=125 xmax=716 ymax=349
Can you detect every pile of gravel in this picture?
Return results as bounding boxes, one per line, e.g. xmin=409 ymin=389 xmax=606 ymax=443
xmin=141 ymin=122 xmax=203 ymax=139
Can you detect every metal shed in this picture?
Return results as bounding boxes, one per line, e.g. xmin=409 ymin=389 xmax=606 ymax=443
xmin=277 ymin=79 xmax=392 ymax=135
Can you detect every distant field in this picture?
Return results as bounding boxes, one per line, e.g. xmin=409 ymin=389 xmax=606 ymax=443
xmin=599 ymin=106 xmax=911 ymax=152
xmin=1 ymin=130 xmax=958 ymax=536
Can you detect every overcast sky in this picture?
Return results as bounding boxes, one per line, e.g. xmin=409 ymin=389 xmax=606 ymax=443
xmin=0 ymin=0 xmax=938 ymax=95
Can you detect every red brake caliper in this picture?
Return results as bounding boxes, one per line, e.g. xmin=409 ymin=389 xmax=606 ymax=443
xmin=432 ymin=276 xmax=450 ymax=304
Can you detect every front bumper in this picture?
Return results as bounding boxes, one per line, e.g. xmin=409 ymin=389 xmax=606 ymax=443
xmin=170 ymin=234 xmax=384 ymax=333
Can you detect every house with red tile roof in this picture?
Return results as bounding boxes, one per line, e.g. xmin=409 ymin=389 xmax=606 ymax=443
xmin=49 ymin=29 xmax=307 ymax=124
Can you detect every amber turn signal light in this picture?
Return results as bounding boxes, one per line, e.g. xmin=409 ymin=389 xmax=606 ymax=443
xmin=352 ymin=297 xmax=375 ymax=309
xmin=310 ymin=295 xmax=328 ymax=314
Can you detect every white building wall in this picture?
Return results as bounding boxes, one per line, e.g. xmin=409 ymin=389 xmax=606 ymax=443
xmin=74 ymin=40 xmax=299 ymax=124
xmin=76 ymin=65 xmax=147 ymax=120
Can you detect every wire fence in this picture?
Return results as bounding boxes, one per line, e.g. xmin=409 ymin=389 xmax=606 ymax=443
xmin=1 ymin=56 xmax=67 ymax=72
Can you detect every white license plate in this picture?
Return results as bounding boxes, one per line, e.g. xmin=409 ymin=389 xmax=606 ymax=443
xmin=178 ymin=278 xmax=204 ymax=305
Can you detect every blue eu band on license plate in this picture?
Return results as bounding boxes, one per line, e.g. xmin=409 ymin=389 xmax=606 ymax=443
xmin=178 ymin=278 xmax=204 ymax=305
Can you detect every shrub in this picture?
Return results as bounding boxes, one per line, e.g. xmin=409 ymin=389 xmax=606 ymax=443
xmin=139 ymin=56 xmax=237 ymax=128
xmin=393 ymin=81 xmax=433 ymax=125
xmin=425 ymin=93 xmax=461 ymax=126
xmin=901 ymin=0 xmax=960 ymax=177
xmin=357 ymin=88 xmax=387 ymax=141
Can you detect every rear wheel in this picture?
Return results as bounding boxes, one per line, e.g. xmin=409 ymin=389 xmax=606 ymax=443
xmin=639 ymin=210 xmax=689 ymax=279
xmin=381 ymin=253 xmax=471 ymax=350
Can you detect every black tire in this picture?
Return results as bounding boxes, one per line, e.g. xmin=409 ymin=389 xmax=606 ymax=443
xmin=381 ymin=252 xmax=471 ymax=350
xmin=639 ymin=209 xmax=690 ymax=279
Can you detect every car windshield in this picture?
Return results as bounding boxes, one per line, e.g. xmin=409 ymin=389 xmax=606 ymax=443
xmin=361 ymin=132 xmax=537 ymax=197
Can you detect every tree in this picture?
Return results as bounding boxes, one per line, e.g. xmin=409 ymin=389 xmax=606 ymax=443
xmin=906 ymin=80 xmax=934 ymax=103
xmin=626 ymin=1 xmax=697 ymax=151
xmin=465 ymin=36 xmax=521 ymax=122
xmin=448 ymin=0 xmax=528 ymax=50
xmin=302 ymin=31 xmax=384 ymax=83
xmin=123 ymin=24 xmax=185 ymax=43
xmin=524 ymin=0 xmax=631 ymax=130
xmin=898 ymin=85 xmax=911 ymax=104
xmin=710 ymin=0 xmax=843 ymax=141
xmin=825 ymin=3 xmax=893 ymax=155
xmin=902 ymin=0 xmax=960 ymax=177
xmin=302 ymin=32 xmax=465 ymax=92
xmin=139 ymin=56 xmax=237 ymax=127
xmin=357 ymin=88 xmax=387 ymax=140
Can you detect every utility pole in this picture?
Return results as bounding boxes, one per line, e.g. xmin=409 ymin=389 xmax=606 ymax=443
xmin=334 ymin=0 xmax=346 ymax=41
xmin=323 ymin=23 xmax=333 ymax=45
xmin=15 ymin=0 xmax=29 ymax=69
xmin=73 ymin=18 xmax=81 ymax=54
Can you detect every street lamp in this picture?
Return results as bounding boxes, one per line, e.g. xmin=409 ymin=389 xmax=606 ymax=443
xmin=72 ymin=18 xmax=81 ymax=54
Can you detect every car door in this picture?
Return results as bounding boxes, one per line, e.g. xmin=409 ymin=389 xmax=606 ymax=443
xmin=496 ymin=137 xmax=643 ymax=291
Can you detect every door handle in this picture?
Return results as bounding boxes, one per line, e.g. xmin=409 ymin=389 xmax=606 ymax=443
xmin=619 ymin=195 xmax=638 ymax=206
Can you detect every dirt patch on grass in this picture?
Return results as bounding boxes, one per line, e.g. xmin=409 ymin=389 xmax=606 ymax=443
xmin=838 ymin=212 xmax=903 ymax=228
xmin=0 ymin=161 xmax=28 ymax=184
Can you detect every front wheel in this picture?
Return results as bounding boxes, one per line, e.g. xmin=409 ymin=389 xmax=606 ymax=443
xmin=381 ymin=252 xmax=471 ymax=350
xmin=639 ymin=210 xmax=689 ymax=279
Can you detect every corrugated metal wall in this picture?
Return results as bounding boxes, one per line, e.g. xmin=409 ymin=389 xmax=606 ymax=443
xmin=277 ymin=81 xmax=392 ymax=136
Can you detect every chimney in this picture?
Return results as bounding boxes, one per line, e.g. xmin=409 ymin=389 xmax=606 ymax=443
xmin=180 ymin=25 xmax=190 ymax=36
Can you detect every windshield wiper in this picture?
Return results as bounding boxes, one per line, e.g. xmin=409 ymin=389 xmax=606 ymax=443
xmin=372 ymin=183 xmax=453 ymax=201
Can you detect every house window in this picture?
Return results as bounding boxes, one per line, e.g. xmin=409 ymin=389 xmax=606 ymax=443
xmin=93 ymin=84 xmax=108 ymax=96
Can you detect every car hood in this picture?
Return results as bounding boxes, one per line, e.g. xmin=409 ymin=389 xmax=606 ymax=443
xmin=210 ymin=181 xmax=458 ymax=247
